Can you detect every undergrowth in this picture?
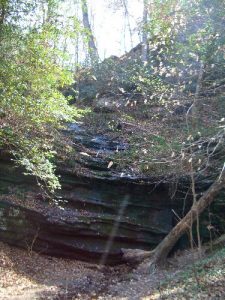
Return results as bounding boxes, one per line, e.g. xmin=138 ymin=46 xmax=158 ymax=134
xmin=151 ymin=247 xmax=225 ymax=299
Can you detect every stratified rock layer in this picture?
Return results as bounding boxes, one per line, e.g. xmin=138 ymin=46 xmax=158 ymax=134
xmin=0 ymin=155 xmax=174 ymax=264
xmin=3 ymin=123 xmax=212 ymax=264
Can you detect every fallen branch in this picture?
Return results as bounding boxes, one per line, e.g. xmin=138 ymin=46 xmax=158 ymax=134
xmin=121 ymin=248 xmax=154 ymax=264
xmin=121 ymin=169 xmax=225 ymax=268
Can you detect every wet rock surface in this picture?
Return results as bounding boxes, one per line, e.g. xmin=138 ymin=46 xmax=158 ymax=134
xmin=65 ymin=123 xmax=128 ymax=153
xmin=62 ymin=122 xmax=165 ymax=183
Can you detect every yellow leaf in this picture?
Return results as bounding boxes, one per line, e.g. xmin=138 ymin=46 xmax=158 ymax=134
xmin=107 ymin=161 xmax=113 ymax=169
xmin=80 ymin=152 xmax=90 ymax=157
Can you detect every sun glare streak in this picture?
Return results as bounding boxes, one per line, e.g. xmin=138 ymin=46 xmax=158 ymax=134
xmin=99 ymin=194 xmax=130 ymax=266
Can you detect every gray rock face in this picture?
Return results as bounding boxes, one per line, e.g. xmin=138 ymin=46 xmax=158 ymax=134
xmin=65 ymin=122 xmax=129 ymax=153
xmin=0 ymin=157 xmax=174 ymax=264
xmin=0 ymin=123 xmax=193 ymax=264
xmin=0 ymin=191 xmax=172 ymax=264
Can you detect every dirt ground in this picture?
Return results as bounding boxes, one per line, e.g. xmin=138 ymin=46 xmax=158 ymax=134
xmin=2 ymin=241 xmax=224 ymax=300
xmin=0 ymin=241 xmax=124 ymax=300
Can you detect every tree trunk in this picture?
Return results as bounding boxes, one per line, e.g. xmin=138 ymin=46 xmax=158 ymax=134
xmin=191 ymin=60 xmax=204 ymax=128
xmin=0 ymin=0 xmax=7 ymax=27
xmin=141 ymin=0 xmax=148 ymax=63
xmin=122 ymin=170 xmax=225 ymax=266
xmin=122 ymin=0 xmax=133 ymax=49
xmin=81 ymin=0 xmax=99 ymax=64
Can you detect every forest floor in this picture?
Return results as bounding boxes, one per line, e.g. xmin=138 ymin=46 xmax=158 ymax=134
xmin=1 ymin=241 xmax=225 ymax=300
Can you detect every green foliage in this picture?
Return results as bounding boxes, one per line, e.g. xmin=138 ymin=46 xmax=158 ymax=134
xmin=0 ymin=0 xmax=82 ymax=192
xmin=148 ymin=0 xmax=225 ymax=93
xmin=76 ymin=56 xmax=138 ymax=101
